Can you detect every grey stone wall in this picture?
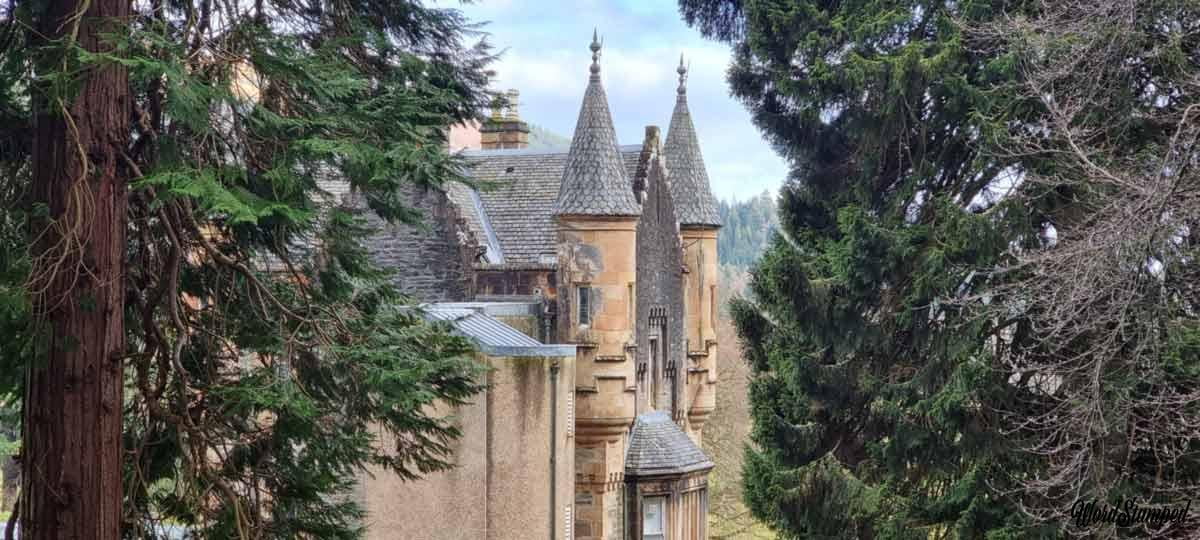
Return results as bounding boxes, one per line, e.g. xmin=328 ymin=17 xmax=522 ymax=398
xmin=634 ymin=131 xmax=686 ymax=418
xmin=359 ymin=183 xmax=482 ymax=302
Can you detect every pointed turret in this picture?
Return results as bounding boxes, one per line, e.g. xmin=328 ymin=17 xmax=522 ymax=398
xmin=553 ymin=31 xmax=641 ymax=217
xmin=667 ymin=57 xmax=720 ymax=438
xmin=664 ymin=55 xmax=721 ymax=227
xmin=555 ymin=33 xmax=640 ymax=540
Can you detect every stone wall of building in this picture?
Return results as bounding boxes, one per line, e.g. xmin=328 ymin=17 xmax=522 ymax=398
xmin=360 ymin=184 xmax=481 ymax=302
xmin=358 ymin=351 xmax=575 ymax=540
xmin=633 ymin=129 xmax=686 ymax=419
xmin=625 ymin=472 xmax=710 ymax=540
xmin=449 ymin=120 xmax=482 ymax=152
xmin=681 ymin=226 xmax=719 ymax=442
xmin=476 ymin=266 xmax=557 ymax=299
xmin=359 ymin=388 xmax=489 ymax=539
xmin=557 ymin=215 xmax=638 ymax=540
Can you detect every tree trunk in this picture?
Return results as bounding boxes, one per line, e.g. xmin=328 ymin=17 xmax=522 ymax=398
xmin=22 ymin=0 xmax=129 ymax=537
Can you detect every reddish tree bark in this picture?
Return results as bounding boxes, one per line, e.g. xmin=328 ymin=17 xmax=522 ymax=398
xmin=22 ymin=0 xmax=130 ymax=537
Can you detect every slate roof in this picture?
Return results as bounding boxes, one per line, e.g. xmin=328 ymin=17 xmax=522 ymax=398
xmin=445 ymin=181 xmax=504 ymax=263
xmin=424 ymin=306 xmax=541 ymax=347
xmin=624 ymin=411 xmax=714 ymax=478
xmin=457 ymin=146 xmax=642 ymax=265
xmin=663 ymin=60 xmax=722 ymax=227
xmin=422 ymin=304 xmax=576 ymax=357
xmin=552 ymin=36 xmax=642 ymax=218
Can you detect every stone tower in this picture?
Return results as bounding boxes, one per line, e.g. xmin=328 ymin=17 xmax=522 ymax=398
xmin=664 ymin=55 xmax=722 ymax=444
xmin=554 ymin=31 xmax=641 ymax=540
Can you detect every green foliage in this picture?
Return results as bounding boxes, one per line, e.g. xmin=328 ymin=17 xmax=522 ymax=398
xmin=718 ymin=191 xmax=778 ymax=267
xmin=1 ymin=0 xmax=494 ymax=537
xmin=680 ymin=0 xmax=1052 ymax=537
xmin=527 ymin=123 xmax=571 ymax=150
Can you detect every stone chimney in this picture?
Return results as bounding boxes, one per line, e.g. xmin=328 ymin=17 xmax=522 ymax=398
xmin=480 ymin=89 xmax=530 ymax=150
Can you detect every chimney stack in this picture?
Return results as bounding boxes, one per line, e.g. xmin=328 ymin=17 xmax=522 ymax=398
xmin=481 ymin=88 xmax=530 ymax=150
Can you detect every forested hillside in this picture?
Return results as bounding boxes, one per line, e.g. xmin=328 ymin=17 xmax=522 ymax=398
xmin=527 ymin=123 xmax=571 ymax=150
xmin=717 ymin=192 xmax=777 ymax=267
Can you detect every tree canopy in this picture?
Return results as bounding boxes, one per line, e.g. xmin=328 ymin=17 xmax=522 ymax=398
xmin=682 ymin=0 xmax=1200 ymax=538
xmin=680 ymin=0 xmax=1052 ymax=537
xmin=962 ymin=2 xmax=1200 ymax=537
xmin=0 ymin=0 xmax=493 ymax=537
xmin=718 ymin=191 xmax=778 ymax=268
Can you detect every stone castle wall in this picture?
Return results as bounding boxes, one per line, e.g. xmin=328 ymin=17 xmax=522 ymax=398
xmin=360 ymin=183 xmax=480 ymax=302
xmin=359 ymin=352 xmax=575 ymax=540
xmin=633 ymin=131 xmax=686 ymax=418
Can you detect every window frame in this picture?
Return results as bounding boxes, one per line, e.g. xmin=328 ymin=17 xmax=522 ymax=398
xmin=577 ymin=285 xmax=592 ymax=327
xmin=648 ymin=337 xmax=659 ymax=410
xmin=710 ymin=284 xmax=717 ymax=329
xmin=642 ymin=495 xmax=667 ymax=540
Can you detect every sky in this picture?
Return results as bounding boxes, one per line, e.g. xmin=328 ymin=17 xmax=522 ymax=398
xmin=455 ymin=0 xmax=790 ymax=202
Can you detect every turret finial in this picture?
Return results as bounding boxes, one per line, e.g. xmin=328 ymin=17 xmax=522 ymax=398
xmin=590 ymin=29 xmax=602 ymax=78
xmin=676 ymin=54 xmax=688 ymax=96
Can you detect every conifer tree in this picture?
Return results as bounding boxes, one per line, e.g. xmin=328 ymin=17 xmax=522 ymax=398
xmin=0 ymin=0 xmax=492 ymax=537
xmin=680 ymin=1 xmax=1053 ymax=537
xmin=718 ymin=191 xmax=777 ymax=267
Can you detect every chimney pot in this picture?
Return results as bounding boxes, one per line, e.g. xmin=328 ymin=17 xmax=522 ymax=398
xmin=480 ymin=88 xmax=530 ymax=150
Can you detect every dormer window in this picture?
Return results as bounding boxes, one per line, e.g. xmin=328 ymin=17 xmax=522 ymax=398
xmin=578 ymin=285 xmax=592 ymax=326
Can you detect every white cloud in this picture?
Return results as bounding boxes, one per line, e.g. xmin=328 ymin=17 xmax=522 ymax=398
xmin=490 ymin=50 xmax=582 ymax=97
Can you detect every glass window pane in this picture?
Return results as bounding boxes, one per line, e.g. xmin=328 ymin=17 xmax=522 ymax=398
xmin=578 ymin=286 xmax=591 ymax=326
xmin=643 ymin=497 xmax=665 ymax=536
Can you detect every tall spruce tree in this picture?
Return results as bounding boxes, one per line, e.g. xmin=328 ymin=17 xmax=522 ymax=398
xmin=0 ymin=0 xmax=491 ymax=537
xmin=679 ymin=1 xmax=1054 ymax=538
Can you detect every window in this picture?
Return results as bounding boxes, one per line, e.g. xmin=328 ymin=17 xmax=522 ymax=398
xmin=710 ymin=285 xmax=717 ymax=327
xmin=648 ymin=338 xmax=658 ymax=410
xmin=628 ymin=283 xmax=635 ymax=324
xmin=643 ymin=496 xmax=666 ymax=540
xmin=578 ymin=286 xmax=591 ymax=326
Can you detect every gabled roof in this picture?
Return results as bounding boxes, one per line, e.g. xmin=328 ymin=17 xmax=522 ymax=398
xmin=552 ymin=33 xmax=642 ymax=218
xmin=445 ymin=181 xmax=504 ymax=264
xmin=625 ymin=411 xmax=714 ymax=478
xmin=664 ymin=57 xmax=722 ymax=227
xmin=455 ymin=146 xmax=642 ymax=265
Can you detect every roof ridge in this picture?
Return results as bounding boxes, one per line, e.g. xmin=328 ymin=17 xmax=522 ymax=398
xmin=460 ymin=143 xmax=644 ymax=159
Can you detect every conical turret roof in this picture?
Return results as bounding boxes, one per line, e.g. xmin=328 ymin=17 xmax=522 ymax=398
xmin=553 ymin=31 xmax=642 ymax=218
xmin=664 ymin=56 xmax=721 ymax=227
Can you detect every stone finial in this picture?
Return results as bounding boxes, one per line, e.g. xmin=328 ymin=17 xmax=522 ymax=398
xmin=590 ymin=28 xmax=602 ymax=78
xmin=645 ymin=125 xmax=661 ymax=152
xmin=677 ymin=54 xmax=688 ymax=96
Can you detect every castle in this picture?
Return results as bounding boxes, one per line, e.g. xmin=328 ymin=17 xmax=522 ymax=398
xmin=353 ymin=34 xmax=722 ymax=540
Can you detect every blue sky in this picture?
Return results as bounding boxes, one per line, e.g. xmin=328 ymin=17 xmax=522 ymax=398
xmin=455 ymin=0 xmax=789 ymax=202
